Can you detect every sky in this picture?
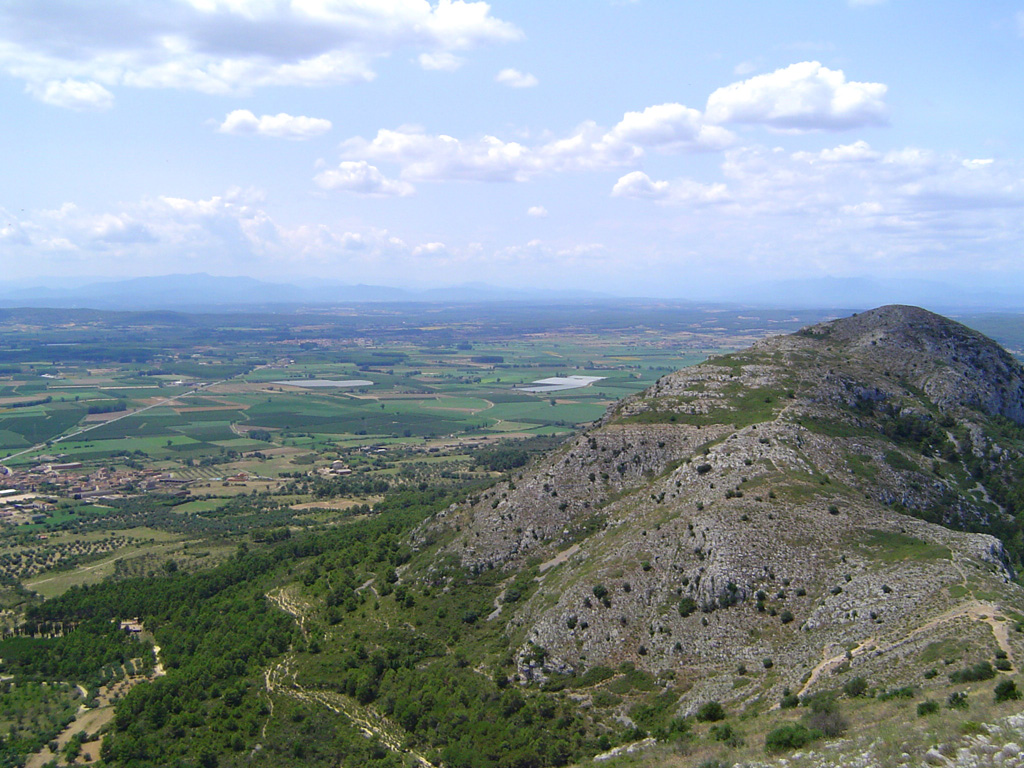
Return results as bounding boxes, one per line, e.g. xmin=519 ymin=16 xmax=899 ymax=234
xmin=1 ymin=0 xmax=1023 ymax=299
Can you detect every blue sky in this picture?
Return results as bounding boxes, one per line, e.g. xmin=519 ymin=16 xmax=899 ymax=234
xmin=1 ymin=0 xmax=1023 ymax=298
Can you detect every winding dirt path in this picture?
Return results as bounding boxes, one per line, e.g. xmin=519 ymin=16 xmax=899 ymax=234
xmin=25 ymin=642 xmax=166 ymax=768
xmin=263 ymin=595 xmax=436 ymax=767
xmin=798 ymin=599 xmax=1014 ymax=698
xmin=267 ymin=585 xmax=314 ymax=638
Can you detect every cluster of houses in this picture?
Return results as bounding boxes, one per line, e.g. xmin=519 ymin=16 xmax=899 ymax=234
xmin=0 ymin=487 xmax=52 ymax=523
xmin=0 ymin=460 xmax=197 ymax=524
xmin=316 ymin=460 xmax=353 ymax=478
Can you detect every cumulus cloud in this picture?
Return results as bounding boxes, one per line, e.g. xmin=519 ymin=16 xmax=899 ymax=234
xmin=218 ymin=109 xmax=332 ymax=139
xmin=1 ymin=0 xmax=521 ymax=105
xmin=791 ymin=140 xmax=881 ymax=164
xmin=604 ymin=139 xmax=1024 ymax=280
xmin=342 ymin=128 xmax=536 ymax=182
xmin=418 ymin=51 xmax=465 ymax=71
xmin=603 ymin=103 xmax=734 ymax=153
xmin=0 ymin=190 xmax=430 ymax=279
xmin=705 ymin=61 xmax=888 ymax=130
xmin=611 ymin=171 xmax=670 ymax=199
xmin=27 ymin=79 xmax=114 ymax=110
xmin=720 ymin=143 xmax=1024 ymax=224
xmin=495 ymin=68 xmax=538 ymax=87
xmin=612 ymin=171 xmax=729 ymax=204
xmin=314 ymin=161 xmax=415 ymax=196
xmin=526 ymin=205 xmax=548 ymax=217
xmin=340 ymin=102 xmax=732 ymax=182
xmin=0 ymin=190 xmax=630 ymax=288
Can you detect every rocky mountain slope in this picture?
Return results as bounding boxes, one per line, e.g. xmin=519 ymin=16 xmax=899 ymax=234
xmin=425 ymin=305 xmax=1024 ymax=714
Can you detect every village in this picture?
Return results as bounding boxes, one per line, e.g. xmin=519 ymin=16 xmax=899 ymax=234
xmin=0 ymin=436 xmax=478 ymax=526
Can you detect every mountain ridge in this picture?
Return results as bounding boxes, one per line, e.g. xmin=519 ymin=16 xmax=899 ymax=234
xmin=422 ymin=305 xmax=1024 ymax=714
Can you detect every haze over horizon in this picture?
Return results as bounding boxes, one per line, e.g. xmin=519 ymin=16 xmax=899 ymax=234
xmin=2 ymin=1 xmax=1023 ymax=300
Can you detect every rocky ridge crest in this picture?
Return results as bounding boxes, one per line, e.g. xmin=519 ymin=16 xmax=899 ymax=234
xmin=425 ymin=306 xmax=1024 ymax=712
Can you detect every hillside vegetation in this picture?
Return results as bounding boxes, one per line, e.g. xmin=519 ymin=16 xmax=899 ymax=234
xmin=7 ymin=305 xmax=1024 ymax=767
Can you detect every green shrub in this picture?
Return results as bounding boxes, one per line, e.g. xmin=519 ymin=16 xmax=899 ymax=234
xmin=842 ymin=676 xmax=868 ymax=698
xmin=946 ymin=691 xmax=969 ymax=710
xmin=803 ymin=692 xmax=847 ymax=737
xmin=709 ymin=722 xmax=744 ymax=747
xmin=779 ymin=610 xmax=795 ymax=624
xmin=678 ymin=597 xmax=698 ymax=617
xmin=877 ymin=686 xmax=916 ymax=701
xmin=695 ymin=701 xmax=726 ymax=722
xmin=994 ymin=679 xmax=1022 ymax=703
xmin=917 ymin=700 xmax=939 ymax=716
xmin=950 ymin=661 xmax=995 ymax=684
xmin=765 ymin=723 xmax=820 ymax=753
xmin=994 ymin=658 xmax=1012 ymax=671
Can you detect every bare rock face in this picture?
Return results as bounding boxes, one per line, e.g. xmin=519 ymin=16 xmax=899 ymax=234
xmin=426 ymin=306 xmax=1024 ymax=708
xmin=803 ymin=305 xmax=1024 ymax=423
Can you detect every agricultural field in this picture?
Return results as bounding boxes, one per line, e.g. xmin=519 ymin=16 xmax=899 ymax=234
xmin=0 ymin=302 xmax=849 ymax=605
xmin=0 ymin=302 xmax=836 ymax=467
xmin=2 ymin=302 xmax=1024 ymax=767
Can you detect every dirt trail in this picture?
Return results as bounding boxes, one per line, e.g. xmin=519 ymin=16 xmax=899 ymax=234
xmin=539 ymin=543 xmax=580 ymax=573
xmin=798 ymin=541 xmax=1017 ymax=700
xmin=274 ymin=684 xmax=437 ymax=768
xmin=798 ymin=599 xmax=1014 ymax=698
xmin=25 ymin=643 xmax=167 ymax=768
xmin=267 ymin=585 xmax=314 ymax=637
xmin=798 ymin=636 xmax=877 ymax=697
xmin=262 ymin=597 xmax=436 ymax=768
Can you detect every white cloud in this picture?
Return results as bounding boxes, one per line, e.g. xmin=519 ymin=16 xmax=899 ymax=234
xmin=526 ymin=205 xmax=548 ymax=217
xmin=218 ymin=109 xmax=332 ymax=139
xmin=612 ymin=171 xmax=729 ymax=204
xmin=1 ymin=191 xmax=628 ymax=287
xmin=604 ymin=141 xmax=1024 ymax=280
xmin=705 ymin=61 xmax=888 ymax=131
xmin=341 ymin=102 xmax=732 ymax=182
xmin=27 ymin=79 xmax=114 ymax=110
xmin=343 ymin=128 xmax=536 ymax=182
xmin=1 ymin=0 xmax=521 ymax=103
xmin=611 ymin=171 xmax=670 ymax=199
xmin=603 ymin=103 xmax=734 ymax=153
xmin=496 ymin=68 xmax=538 ymax=88
xmin=724 ymin=144 xmax=1024 ymax=223
xmin=418 ymin=52 xmax=465 ymax=71
xmin=314 ymin=161 xmax=415 ymax=196
xmin=413 ymin=241 xmax=447 ymax=256
xmin=0 ymin=190 xmax=428 ymax=278
xmin=792 ymin=140 xmax=881 ymax=164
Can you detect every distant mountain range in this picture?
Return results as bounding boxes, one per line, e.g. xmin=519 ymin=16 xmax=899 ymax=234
xmin=0 ymin=274 xmax=609 ymax=310
xmin=714 ymin=276 xmax=1024 ymax=311
xmin=0 ymin=272 xmax=1022 ymax=312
